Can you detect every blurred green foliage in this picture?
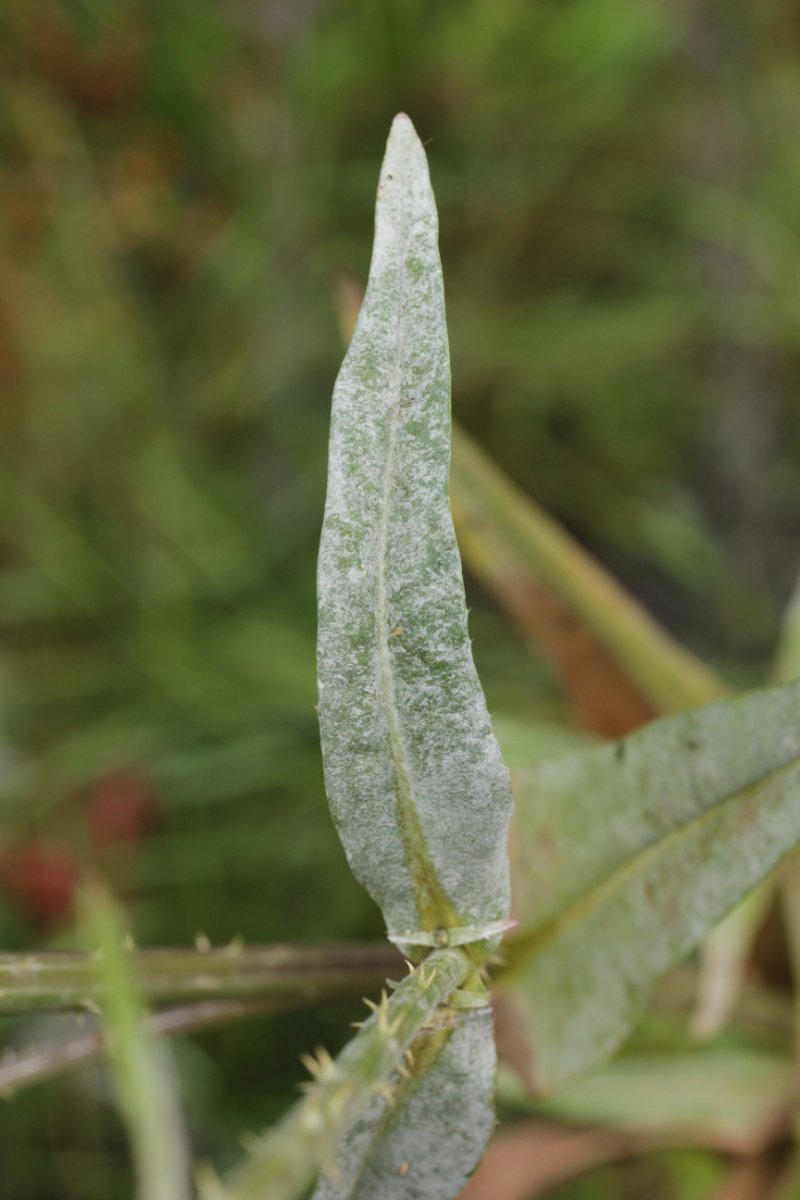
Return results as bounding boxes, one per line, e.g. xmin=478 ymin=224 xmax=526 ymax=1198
xmin=1 ymin=0 xmax=800 ymax=1195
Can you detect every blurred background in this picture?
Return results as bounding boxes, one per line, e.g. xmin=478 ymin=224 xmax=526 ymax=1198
xmin=1 ymin=0 xmax=800 ymax=1196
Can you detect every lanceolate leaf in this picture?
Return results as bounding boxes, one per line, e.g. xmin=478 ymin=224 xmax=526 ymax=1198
xmin=532 ymin=1047 xmax=795 ymax=1152
xmin=500 ymin=679 xmax=800 ymax=1092
xmin=317 ymin=114 xmax=513 ymax=943
xmin=314 ymin=1006 xmax=495 ymax=1200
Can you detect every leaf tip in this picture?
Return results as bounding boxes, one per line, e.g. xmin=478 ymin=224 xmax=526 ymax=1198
xmin=390 ymin=111 xmax=415 ymax=133
xmin=385 ymin=112 xmax=425 ymax=164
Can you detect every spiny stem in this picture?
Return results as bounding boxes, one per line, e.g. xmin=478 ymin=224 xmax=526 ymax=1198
xmin=5 ymin=964 xmax=788 ymax=1102
xmin=0 ymin=944 xmax=400 ymax=1012
xmin=199 ymin=946 xmax=471 ymax=1200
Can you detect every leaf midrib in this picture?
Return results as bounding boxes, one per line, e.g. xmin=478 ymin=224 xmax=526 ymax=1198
xmin=373 ymin=168 xmax=456 ymax=933
xmin=505 ymin=752 xmax=800 ymax=970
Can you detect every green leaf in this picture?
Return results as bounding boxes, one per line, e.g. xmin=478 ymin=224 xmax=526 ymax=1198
xmin=692 ymin=566 xmax=800 ymax=1044
xmin=774 ymin=569 xmax=800 ymax=687
xmin=513 ymin=1048 xmax=794 ymax=1152
xmin=501 ymin=680 xmax=800 ymax=1092
xmin=314 ymin=1006 xmax=495 ymax=1200
xmin=317 ymin=114 xmax=513 ymax=944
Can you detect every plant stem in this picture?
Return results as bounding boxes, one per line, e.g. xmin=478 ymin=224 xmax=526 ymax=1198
xmin=4 ymin=962 xmax=791 ymax=1102
xmin=200 ymin=946 xmax=471 ymax=1200
xmin=80 ymin=885 xmax=192 ymax=1200
xmin=451 ymin=425 xmax=727 ymax=716
xmin=0 ymin=999 xmax=275 ymax=1097
xmin=0 ymin=944 xmax=400 ymax=1012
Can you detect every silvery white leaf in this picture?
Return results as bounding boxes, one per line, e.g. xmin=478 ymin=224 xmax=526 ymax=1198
xmin=317 ymin=114 xmax=513 ymax=941
xmin=313 ymin=1006 xmax=495 ymax=1200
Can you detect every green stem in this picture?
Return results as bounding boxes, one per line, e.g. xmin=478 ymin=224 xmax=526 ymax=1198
xmin=200 ymin=946 xmax=470 ymax=1200
xmin=4 ymin=963 xmax=791 ymax=1102
xmin=451 ymin=425 xmax=727 ymax=714
xmin=80 ymin=886 xmax=192 ymax=1200
xmin=781 ymin=861 xmax=800 ymax=1061
xmin=0 ymin=944 xmax=400 ymax=1012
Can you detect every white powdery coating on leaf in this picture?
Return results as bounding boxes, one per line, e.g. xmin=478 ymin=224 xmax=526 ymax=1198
xmin=313 ymin=1007 xmax=495 ymax=1200
xmin=317 ymin=115 xmax=512 ymax=934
